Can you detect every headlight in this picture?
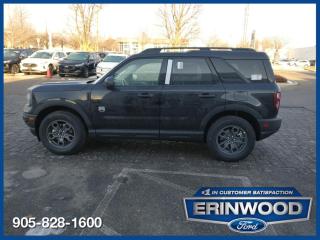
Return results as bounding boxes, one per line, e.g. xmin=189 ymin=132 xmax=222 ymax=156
xmin=4 ymin=60 xmax=10 ymax=64
xmin=75 ymin=63 xmax=85 ymax=67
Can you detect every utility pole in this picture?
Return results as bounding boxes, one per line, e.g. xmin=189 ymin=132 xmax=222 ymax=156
xmin=250 ymin=30 xmax=256 ymax=49
xmin=96 ymin=14 xmax=99 ymax=51
xmin=242 ymin=4 xmax=250 ymax=47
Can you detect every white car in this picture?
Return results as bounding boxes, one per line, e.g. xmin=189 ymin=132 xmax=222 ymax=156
xmin=295 ymin=60 xmax=310 ymax=68
xmin=20 ymin=50 xmax=67 ymax=74
xmin=96 ymin=53 xmax=127 ymax=78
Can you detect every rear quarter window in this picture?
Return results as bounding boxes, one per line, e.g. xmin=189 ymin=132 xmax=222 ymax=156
xmin=211 ymin=58 xmax=270 ymax=83
xmin=211 ymin=58 xmax=245 ymax=83
xmin=226 ymin=59 xmax=269 ymax=82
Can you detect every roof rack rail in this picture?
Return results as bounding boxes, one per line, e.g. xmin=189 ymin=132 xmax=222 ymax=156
xmin=140 ymin=47 xmax=256 ymax=54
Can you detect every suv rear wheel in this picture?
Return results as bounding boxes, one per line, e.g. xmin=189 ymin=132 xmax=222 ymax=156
xmin=39 ymin=111 xmax=87 ymax=154
xmin=206 ymin=116 xmax=255 ymax=162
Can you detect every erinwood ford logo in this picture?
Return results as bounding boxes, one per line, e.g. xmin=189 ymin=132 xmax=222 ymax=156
xmin=183 ymin=187 xmax=312 ymax=233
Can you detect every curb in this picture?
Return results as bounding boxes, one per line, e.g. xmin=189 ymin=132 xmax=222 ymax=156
xmin=277 ymin=80 xmax=298 ymax=86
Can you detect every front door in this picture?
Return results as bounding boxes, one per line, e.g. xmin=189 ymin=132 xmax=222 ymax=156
xmin=160 ymin=57 xmax=226 ymax=141
xmin=91 ymin=58 xmax=164 ymax=138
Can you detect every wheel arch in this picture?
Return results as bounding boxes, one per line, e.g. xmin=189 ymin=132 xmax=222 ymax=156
xmin=202 ymin=107 xmax=261 ymax=141
xmin=34 ymin=102 xmax=92 ymax=139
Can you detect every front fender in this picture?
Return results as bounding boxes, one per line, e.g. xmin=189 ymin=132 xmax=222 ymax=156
xmin=33 ymin=98 xmax=92 ymax=128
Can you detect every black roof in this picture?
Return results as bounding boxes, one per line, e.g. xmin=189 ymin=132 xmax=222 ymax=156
xmin=136 ymin=47 xmax=269 ymax=60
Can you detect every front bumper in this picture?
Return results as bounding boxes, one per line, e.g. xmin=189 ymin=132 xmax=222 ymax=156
xmin=59 ymin=65 xmax=83 ymax=76
xmin=20 ymin=64 xmax=47 ymax=73
xmin=23 ymin=112 xmax=37 ymax=136
xmin=257 ymin=118 xmax=282 ymax=140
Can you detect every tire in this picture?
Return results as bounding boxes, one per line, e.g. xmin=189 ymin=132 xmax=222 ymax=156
xmin=206 ymin=116 xmax=256 ymax=162
xmin=59 ymin=74 xmax=65 ymax=77
xmin=39 ymin=111 xmax=87 ymax=155
xmin=82 ymin=67 xmax=89 ymax=78
xmin=10 ymin=64 xmax=20 ymax=74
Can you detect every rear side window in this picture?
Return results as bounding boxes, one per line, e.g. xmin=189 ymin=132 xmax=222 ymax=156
xmin=211 ymin=58 xmax=244 ymax=83
xmin=226 ymin=60 xmax=268 ymax=82
xmin=171 ymin=58 xmax=214 ymax=85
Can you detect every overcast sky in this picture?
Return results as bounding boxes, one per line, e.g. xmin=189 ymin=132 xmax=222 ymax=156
xmin=4 ymin=4 xmax=316 ymax=48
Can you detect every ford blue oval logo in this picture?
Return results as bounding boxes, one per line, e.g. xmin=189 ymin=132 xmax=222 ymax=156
xmin=228 ymin=218 xmax=267 ymax=233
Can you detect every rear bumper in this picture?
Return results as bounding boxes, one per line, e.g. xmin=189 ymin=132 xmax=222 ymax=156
xmin=23 ymin=112 xmax=37 ymax=136
xmin=257 ymin=118 xmax=282 ymax=140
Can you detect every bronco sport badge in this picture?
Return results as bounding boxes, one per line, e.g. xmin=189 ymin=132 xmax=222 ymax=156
xmin=183 ymin=187 xmax=312 ymax=233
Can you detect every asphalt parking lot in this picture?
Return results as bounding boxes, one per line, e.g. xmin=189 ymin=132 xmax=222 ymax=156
xmin=4 ymin=71 xmax=316 ymax=235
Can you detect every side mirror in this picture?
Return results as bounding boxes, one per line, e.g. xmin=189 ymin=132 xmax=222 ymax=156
xmin=105 ymin=76 xmax=115 ymax=90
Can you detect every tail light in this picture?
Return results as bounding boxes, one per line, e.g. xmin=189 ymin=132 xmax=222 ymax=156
xmin=274 ymin=92 xmax=281 ymax=111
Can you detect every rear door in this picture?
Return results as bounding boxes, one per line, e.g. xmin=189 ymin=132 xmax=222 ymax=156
xmin=160 ymin=57 xmax=225 ymax=141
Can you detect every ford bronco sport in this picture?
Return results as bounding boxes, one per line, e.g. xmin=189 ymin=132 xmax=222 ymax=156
xmin=23 ymin=47 xmax=281 ymax=161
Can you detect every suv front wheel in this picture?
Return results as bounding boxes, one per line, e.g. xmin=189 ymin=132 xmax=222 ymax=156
xmin=206 ymin=116 xmax=256 ymax=162
xmin=39 ymin=111 xmax=87 ymax=155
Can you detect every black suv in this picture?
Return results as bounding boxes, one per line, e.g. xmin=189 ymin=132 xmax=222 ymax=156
xmin=23 ymin=47 xmax=281 ymax=161
xmin=58 ymin=52 xmax=101 ymax=78
xmin=4 ymin=48 xmax=34 ymax=73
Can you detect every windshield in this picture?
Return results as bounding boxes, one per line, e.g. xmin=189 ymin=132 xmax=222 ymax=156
xmin=103 ymin=55 xmax=126 ymax=63
xmin=4 ymin=50 xmax=18 ymax=58
xmin=30 ymin=51 xmax=53 ymax=59
xmin=66 ymin=52 xmax=89 ymax=61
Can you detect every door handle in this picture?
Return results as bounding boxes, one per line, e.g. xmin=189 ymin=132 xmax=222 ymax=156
xmin=137 ymin=93 xmax=154 ymax=98
xmin=198 ymin=93 xmax=216 ymax=98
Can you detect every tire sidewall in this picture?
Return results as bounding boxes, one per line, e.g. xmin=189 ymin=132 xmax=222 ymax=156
xmin=83 ymin=67 xmax=89 ymax=78
xmin=39 ymin=111 xmax=86 ymax=154
xmin=207 ymin=116 xmax=256 ymax=162
xmin=11 ymin=64 xmax=19 ymax=74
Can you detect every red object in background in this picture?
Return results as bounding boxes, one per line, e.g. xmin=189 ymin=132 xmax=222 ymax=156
xmin=46 ymin=68 xmax=52 ymax=78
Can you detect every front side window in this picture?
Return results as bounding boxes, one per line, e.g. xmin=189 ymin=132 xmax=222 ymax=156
xmin=226 ymin=60 xmax=268 ymax=81
xmin=113 ymin=59 xmax=162 ymax=86
xmin=171 ymin=58 xmax=214 ymax=85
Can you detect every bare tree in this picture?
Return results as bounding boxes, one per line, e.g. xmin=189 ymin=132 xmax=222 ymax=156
xmin=258 ymin=37 xmax=285 ymax=62
xmin=207 ymin=35 xmax=230 ymax=48
xmin=138 ymin=32 xmax=150 ymax=50
xmin=158 ymin=4 xmax=201 ymax=47
xmin=100 ymin=38 xmax=118 ymax=52
xmin=69 ymin=4 xmax=103 ymax=50
xmin=4 ymin=5 xmax=36 ymax=48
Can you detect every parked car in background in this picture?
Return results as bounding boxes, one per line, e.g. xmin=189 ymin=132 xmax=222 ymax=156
xmin=98 ymin=52 xmax=108 ymax=59
xmin=20 ymin=50 xmax=67 ymax=75
xmin=4 ymin=48 xmax=35 ymax=74
xmin=295 ymin=60 xmax=310 ymax=68
xmin=96 ymin=53 xmax=127 ymax=78
xmin=276 ymin=59 xmax=290 ymax=66
xmin=58 ymin=52 xmax=101 ymax=78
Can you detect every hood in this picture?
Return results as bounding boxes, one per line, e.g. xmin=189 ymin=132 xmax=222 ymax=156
xmin=30 ymin=80 xmax=90 ymax=92
xmin=59 ymin=59 xmax=86 ymax=65
xmin=21 ymin=58 xmax=52 ymax=64
xmin=97 ymin=61 xmax=119 ymax=69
